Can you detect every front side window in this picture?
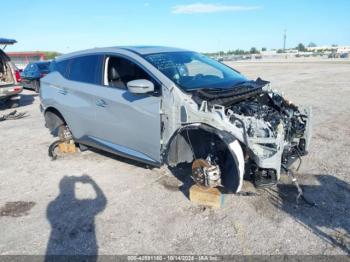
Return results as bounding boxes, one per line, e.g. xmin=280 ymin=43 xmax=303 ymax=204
xmin=144 ymin=52 xmax=247 ymax=91
xmin=104 ymin=56 xmax=157 ymax=90
xmin=68 ymin=55 xmax=102 ymax=85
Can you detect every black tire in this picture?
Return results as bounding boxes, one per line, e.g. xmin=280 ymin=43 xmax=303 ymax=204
xmin=34 ymin=80 xmax=40 ymax=93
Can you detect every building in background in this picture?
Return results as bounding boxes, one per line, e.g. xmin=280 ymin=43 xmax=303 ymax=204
xmin=307 ymin=45 xmax=350 ymax=53
xmin=336 ymin=46 xmax=350 ymax=54
xmin=7 ymin=52 xmax=45 ymax=69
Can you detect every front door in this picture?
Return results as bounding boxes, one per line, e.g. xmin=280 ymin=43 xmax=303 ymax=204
xmin=93 ymin=55 xmax=161 ymax=165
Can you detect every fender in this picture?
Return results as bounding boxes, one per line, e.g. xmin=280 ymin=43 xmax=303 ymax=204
xmin=165 ymin=123 xmax=245 ymax=193
xmin=44 ymin=107 xmax=66 ymax=137
xmin=214 ymin=127 xmax=245 ymax=193
xmin=227 ymin=139 xmax=245 ymax=192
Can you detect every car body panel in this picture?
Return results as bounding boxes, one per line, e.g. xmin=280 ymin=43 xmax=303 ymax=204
xmin=41 ymin=72 xmax=98 ymax=139
xmin=41 ymin=49 xmax=163 ymax=164
xmin=0 ymin=38 xmax=17 ymax=45
xmin=0 ymin=84 xmax=22 ymax=99
xmin=92 ymin=85 xmax=161 ymax=164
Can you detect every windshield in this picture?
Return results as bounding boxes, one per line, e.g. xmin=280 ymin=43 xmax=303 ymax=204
xmin=144 ymin=52 xmax=248 ymax=91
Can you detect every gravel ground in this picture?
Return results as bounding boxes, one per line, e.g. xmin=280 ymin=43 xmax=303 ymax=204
xmin=0 ymin=60 xmax=349 ymax=256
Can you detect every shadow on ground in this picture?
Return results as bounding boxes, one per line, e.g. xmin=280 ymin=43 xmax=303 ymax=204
xmin=265 ymin=174 xmax=350 ymax=254
xmin=88 ymin=148 xmax=195 ymax=198
xmin=45 ymin=175 xmax=107 ymax=261
xmin=0 ymin=93 xmax=36 ymax=110
xmin=56 ymin=144 xmax=350 ymax=255
xmin=20 ymin=93 xmax=37 ymax=106
xmin=168 ymin=163 xmax=194 ymax=198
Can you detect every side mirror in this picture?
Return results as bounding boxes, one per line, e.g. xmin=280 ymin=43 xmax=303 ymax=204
xmin=127 ymin=79 xmax=154 ymax=94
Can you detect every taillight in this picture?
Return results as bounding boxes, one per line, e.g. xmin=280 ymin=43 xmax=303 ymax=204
xmin=15 ymin=70 xmax=21 ymax=82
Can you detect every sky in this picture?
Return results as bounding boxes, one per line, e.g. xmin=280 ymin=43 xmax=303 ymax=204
xmin=2 ymin=0 xmax=350 ymax=53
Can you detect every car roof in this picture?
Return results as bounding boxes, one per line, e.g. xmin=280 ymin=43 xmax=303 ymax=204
xmin=32 ymin=61 xmax=50 ymax=65
xmin=118 ymin=46 xmax=189 ymax=55
xmin=57 ymin=46 xmax=191 ymax=61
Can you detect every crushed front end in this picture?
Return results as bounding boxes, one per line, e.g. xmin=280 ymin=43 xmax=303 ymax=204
xmin=192 ymin=78 xmax=312 ymax=187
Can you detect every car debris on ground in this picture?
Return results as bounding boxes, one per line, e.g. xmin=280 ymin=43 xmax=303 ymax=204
xmin=0 ymin=110 xmax=28 ymax=122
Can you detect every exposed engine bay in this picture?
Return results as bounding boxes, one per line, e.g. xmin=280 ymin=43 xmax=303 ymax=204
xmin=187 ymin=78 xmax=311 ymax=188
xmin=227 ymin=87 xmax=307 ymax=151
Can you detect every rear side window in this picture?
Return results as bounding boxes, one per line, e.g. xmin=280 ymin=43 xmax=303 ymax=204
xmin=53 ymin=60 xmax=69 ymax=77
xmin=68 ymin=55 xmax=101 ymax=85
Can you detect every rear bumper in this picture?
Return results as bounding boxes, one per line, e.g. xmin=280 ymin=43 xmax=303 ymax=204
xmin=0 ymin=85 xmax=23 ymax=100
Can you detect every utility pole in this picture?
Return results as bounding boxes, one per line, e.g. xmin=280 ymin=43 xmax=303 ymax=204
xmin=283 ymin=29 xmax=287 ymax=51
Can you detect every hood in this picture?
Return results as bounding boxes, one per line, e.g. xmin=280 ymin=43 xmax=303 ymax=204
xmin=192 ymin=78 xmax=270 ymax=107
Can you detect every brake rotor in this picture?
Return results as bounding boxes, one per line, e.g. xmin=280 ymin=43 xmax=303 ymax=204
xmin=191 ymin=159 xmax=210 ymax=186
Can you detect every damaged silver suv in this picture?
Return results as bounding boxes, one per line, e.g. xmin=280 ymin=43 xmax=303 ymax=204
xmin=41 ymin=46 xmax=311 ymax=192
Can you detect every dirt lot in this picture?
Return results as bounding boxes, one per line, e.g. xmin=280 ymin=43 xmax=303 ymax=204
xmin=0 ymin=60 xmax=349 ymax=256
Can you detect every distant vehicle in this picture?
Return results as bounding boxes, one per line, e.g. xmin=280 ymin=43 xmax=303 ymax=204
xmin=41 ymin=46 xmax=312 ymax=192
xmin=0 ymin=38 xmax=22 ymax=108
xmin=21 ymin=61 xmax=50 ymax=93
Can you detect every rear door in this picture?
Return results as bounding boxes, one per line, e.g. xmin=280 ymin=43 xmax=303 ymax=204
xmin=49 ymin=55 xmax=103 ymax=140
xmin=93 ymin=55 xmax=161 ymax=165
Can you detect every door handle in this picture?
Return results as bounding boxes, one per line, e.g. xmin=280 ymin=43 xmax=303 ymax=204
xmin=96 ymin=99 xmax=107 ymax=107
xmin=58 ymin=88 xmax=67 ymax=95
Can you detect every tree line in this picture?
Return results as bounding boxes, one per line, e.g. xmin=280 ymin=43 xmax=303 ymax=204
xmin=204 ymin=42 xmax=340 ymax=56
